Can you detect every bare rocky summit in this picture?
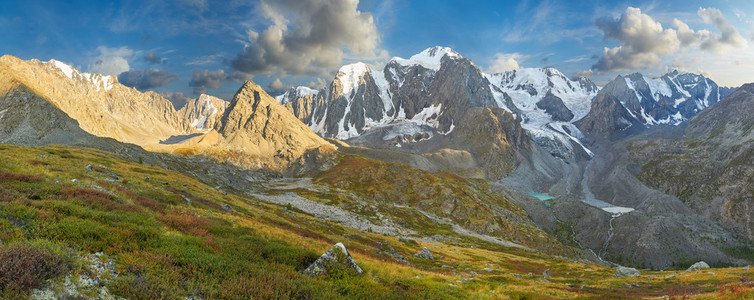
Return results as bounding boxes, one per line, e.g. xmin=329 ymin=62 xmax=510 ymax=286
xmin=211 ymin=81 xmax=332 ymax=170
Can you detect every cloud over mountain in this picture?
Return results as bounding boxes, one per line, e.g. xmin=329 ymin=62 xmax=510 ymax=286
xmin=162 ymin=92 xmax=190 ymax=110
xmin=87 ymin=46 xmax=135 ymax=75
xmin=673 ymin=8 xmax=747 ymax=54
xmin=144 ymin=51 xmax=162 ymax=64
xmin=118 ymin=68 xmax=178 ymax=91
xmin=487 ymin=53 xmax=526 ymax=73
xmin=571 ymin=69 xmax=593 ymax=80
xmin=592 ymin=7 xmax=679 ymax=72
xmin=593 ymin=7 xmax=748 ymax=73
xmin=189 ymin=69 xmax=227 ymax=95
xmin=230 ymin=0 xmax=380 ymax=77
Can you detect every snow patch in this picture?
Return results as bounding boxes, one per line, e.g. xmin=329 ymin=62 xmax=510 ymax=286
xmin=370 ymin=67 xmax=395 ymax=120
xmin=601 ymin=206 xmax=635 ymax=216
xmin=191 ymin=116 xmax=208 ymax=129
xmin=411 ymin=104 xmax=443 ymax=127
xmin=51 ymin=59 xmax=74 ymax=78
xmin=644 ymin=75 xmax=672 ymax=99
xmin=702 ymin=79 xmax=712 ymax=108
xmin=442 ymin=122 xmax=455 ymax=135
xmin=674 ymin=97 xmax=688 ymax=108
xmin=47 ymin=59 xmax=115 ymax=92
xmin=190 ymin=95 xmax=219 ymax=130
xmin=624 ymin=77 xmax=642 ymax=102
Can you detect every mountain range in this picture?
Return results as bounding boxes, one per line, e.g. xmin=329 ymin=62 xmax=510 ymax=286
xmin=0 ymin=46 xmax=753 ymax=298
xmin=278 ymin=46 xmax=733 ymax=160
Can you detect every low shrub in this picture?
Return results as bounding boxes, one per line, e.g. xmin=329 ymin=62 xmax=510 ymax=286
xmin=27 ymin=160 xmax=49 ymax=166
xmin=0 ymin=241 xmax=74 ymax=295
xmin=133 ymin=196 xmax=163 ymax=212
xmin=0 ymin=172 xmax=43 ymax=183
xmin=157 ymin=210 xmax=212 ymax=238
xmin=59 ymin=188 xmax=142 ymax=213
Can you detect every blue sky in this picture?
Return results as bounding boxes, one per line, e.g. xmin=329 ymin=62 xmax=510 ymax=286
xmin=2 ymin=0 xmax=753 ymax=103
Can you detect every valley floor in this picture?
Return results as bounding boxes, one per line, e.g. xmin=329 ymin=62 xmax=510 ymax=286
xmin=0 ymin=144 xmax=752 ymax=299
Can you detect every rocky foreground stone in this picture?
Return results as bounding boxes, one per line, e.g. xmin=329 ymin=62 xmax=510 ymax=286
xmin=686 ymin=261 xmax=710 ymax=272
xmin=302 ymin=243 xmax=363 ymax=277
xmin=614 ymin=266 xmax=640 ymax=277
xmin=414 ymin=247 xmax=435 ymax=260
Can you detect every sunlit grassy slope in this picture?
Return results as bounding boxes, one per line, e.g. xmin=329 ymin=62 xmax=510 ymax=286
xmin=0 ymin=144 xmax=752 ymax=299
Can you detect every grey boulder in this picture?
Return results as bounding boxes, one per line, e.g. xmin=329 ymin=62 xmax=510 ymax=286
xmin=414 ymin=247 xmax=435 ymax=260
xmin=686 ymin=261 xmax=710 ymax=272
xmin=614 ymin=266 xmax=640 ymax=277
xmin=302 ymin=243 xmax=363 ymax=277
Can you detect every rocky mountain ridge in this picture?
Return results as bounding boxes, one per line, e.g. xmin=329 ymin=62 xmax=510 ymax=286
xmin=280 ymin=47 xmax=731 ymax=161
xmin=629 ymin=84 xmax=754 ymax=240
xmin=0 ymin=55 xmax=330 ymax=171
xmin=579 ymin=70 xmax=730 ymax=140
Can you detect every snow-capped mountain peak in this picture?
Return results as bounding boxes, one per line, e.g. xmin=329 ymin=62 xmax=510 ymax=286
xmin=612 ymin=71 xmax=720 ymax=126
xmin=45 ymin=59 xmax=115 ymax=92
xmin=336 ymin=62 xmax=371 ymax=95
xmin=275 ymin=86 xmax=319 ymax=104
xmin=391 ymin=46 xmax=462 ymax=71
xmin=484 ymin=67 xmax=599 ymax=158
xmin=486 ymin=67 xmax=598 ymax=122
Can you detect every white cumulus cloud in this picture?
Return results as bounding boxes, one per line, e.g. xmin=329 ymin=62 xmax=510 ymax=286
xmin=592 ymin=7 xmax=679 ymax=72
xmin=486 ymin=53 xmax=526 ymax=73
xmin=231 ymin=0 xmax=381 ymax=77
xmin=87 ymin=46 xmax=136 ymax=75
xmin=696 ymin=8 xmax=747 ymax=53
xmin=593 ymin=7 xmax=749 ymax=73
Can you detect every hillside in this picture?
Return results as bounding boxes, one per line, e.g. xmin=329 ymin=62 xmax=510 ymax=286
xmin=630 ymin=84 xmax=754 ymax=241
xmin=0 ymin=144 xmax=752 ymax=299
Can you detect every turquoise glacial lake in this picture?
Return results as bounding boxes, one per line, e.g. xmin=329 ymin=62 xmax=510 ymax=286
xmin=528 ymin=193 xmax=556 ymax=201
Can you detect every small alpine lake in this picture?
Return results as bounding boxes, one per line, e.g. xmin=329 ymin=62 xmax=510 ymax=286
xmin=528 ymin=192 xmax=556 ymax=201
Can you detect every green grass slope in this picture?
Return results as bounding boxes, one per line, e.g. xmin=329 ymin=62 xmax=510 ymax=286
xmin=0 ymin=144 xmax=751 ymax=299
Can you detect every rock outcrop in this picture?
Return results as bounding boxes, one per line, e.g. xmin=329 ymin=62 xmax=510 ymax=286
xmin=686 ymin=261 xmax=710 ymax=272
xmin=536 ymin=91 xmax=574 ymax=122
xmin=450 ymin=107 xmax=529 ymax=180
xmin=614 ymin=266 xmax=640 ymax=277
xmin=177 ymin=94 xmax=227 ymax=131
xmin=302 ymin=243 xmax=363 ymax=277
xmin=414 ymin=247 xmax=434 ymax=260
xmin=211 ymin=81 xmax=332 ymax=170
